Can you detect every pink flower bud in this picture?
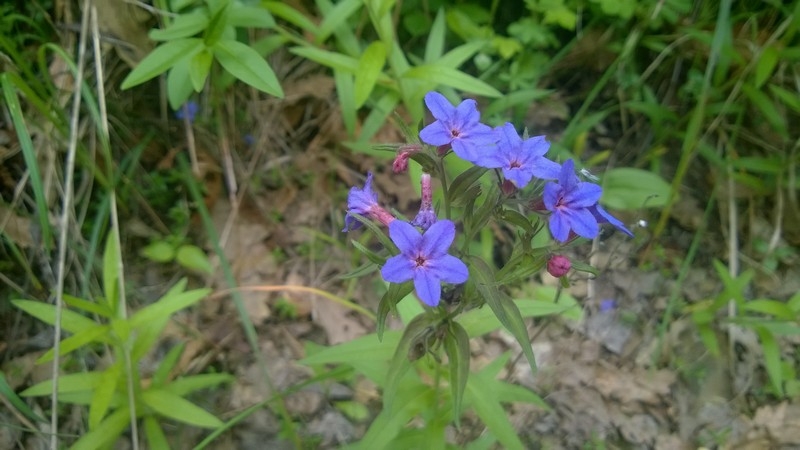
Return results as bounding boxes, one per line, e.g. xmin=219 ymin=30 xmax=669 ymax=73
xmin=368 ymin=205 xmax=396 ymax=227
xmin=392 ymin=145 xmax=422 ymax=174
xmin=501 ymin=179 xmax=517 ymax=196
xmin=412 ymin=173 xmax=436 ymax=230
xmin=547 ymin=255 xmax=571 ymax=278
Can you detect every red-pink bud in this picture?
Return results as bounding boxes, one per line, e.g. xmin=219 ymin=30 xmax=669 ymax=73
xmin=368 ymin=205 xmax=396 ymax=227
xmin=501 ymin=179 xmax=517 ymax=196
xmin=547 ymin=255 xmax=571 ymax=278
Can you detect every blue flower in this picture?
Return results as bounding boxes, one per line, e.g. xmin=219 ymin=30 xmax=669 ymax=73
xmin=175 ymin=101 xmax=199 ymax=123
xmin=543 ymin=159 xmax=603 ymax=242
xmin=381 ymin=220 xmax=469 ymax=307
xmin=472 ymin=123 xmax=561 ymax=188
xmin=418 ymin=91 xmax=497 ymax=163
xmin=343 ymin=172 xmax=395 ymax=232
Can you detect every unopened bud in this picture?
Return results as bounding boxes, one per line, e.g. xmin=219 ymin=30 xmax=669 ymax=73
xmin=547 ymin=255 xmax=571 ymax=278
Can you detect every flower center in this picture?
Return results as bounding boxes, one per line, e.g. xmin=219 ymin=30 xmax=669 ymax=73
xmin=509 ymin=159 xmax=522 ymax=169
xmin=414 ymin=253 xmax=428 ymax=268
xmin=450 ymin=128 xmax=460 ymax=138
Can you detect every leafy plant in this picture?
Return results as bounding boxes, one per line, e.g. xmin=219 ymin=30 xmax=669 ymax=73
xmin=12 ymin=233 xmax=228 ymax=449
xmin=121 ymin=0 xmax=284 ymax=108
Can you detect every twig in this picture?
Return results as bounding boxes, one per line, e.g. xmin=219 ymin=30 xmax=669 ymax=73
xmin=90 ymin=6 xmax=139 ymax=449
xmin=50 ymin=0 xmax=91 ymax=447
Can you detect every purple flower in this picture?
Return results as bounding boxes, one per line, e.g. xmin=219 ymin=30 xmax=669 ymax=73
xmin=543 ymin=159 xmax=602 ymax=242
xmin=589 ymin=204 xmax=633 ymax=237
xmin=472 ymin=123 xmax=561 ymax=188
xmin=381 ymin=220 xmax=469 ymax=307
xmin=599 ymin=299 xmax=617 ymax=312
xmin=418 ymin=91 xmax=497 ymax=163
xmin=343 ymin=172 xmax=396 ymax=232
xmin=411 ymin=173 xmax=436 ymax=230
xmin=175 ymin=101 xmax=199 ymax=123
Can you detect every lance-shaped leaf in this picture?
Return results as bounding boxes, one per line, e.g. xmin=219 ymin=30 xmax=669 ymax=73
xmin=444 ymin=320 xmax=470 ymax=427
xmin=376 ymin=281 xmax=414 ymax=340
xmin=469 ymin=256 xmax=537 ymax=372
xmin=12 ymin=300 xmax=95 ymax=333
xmin=129 ymin=288 xmax=210 ymax=329
xmin=214 ymin=39 xmax=284 ymax=98
xmin=142 ymin=389 xmax=223 ymax=428
xmin=354 ymin=41 xmax=387 ymax=108
xmin=121 ymin=38 xmax=203 ymax=89
xmin=383 ymin=313 xmax=439 ymax=411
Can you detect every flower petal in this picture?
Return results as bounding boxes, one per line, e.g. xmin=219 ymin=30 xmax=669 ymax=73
xmin=388 ymin=220 xmax=421 ymax=255
xmin=563 ymin=182 xmax=602 ymax=208
xmin=427 ymin=254 xmax=469 ymax=284
xmin=503 ymin=167 xmax=533 ymax=188
xmin=420 ymin=220 xmax=456 ymax=257
xmin=521 ymin=135 xmax=549 ymax=157
xmin=424 ymin=91 xmax=455 ymax=121
xmin=549 ymin=211 xmax=571 ymax=242
xmin=419 ymin=122 xmax=454 ymax=146
xmin=454 ymin=98 xmax=480 ymax=127
xmin=381 ymin=255 xmax=415 ymax=283
xmin=543 ymin=182 xmax=561 ymax=211
xmin=558 ymin=159 xmax=577 ymax=190
xmin=591 ymin=204 xmax=633 ymax=236
xmin=528 ymin=157 xmax=562 ymax=180
xmin=563 ymin=207 xmax=599 ymax=239
xmin=413 ymin=270 xmax=441 ymax=306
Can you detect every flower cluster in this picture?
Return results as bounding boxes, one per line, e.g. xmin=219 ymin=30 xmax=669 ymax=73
xmin=343 ymin=91 xmax=633 ymax=306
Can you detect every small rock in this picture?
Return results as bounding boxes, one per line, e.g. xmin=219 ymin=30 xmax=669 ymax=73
xmin=306 ymin=410 xmax=357 ymax=447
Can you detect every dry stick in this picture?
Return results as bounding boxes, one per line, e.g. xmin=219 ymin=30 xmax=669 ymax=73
xmin=51 ymin=0 xmax=90 ymax=447
xmin=726 ymin=158 xmax=739 ymax=376
xmin=90 ymin=7 xmax=139 ymax=450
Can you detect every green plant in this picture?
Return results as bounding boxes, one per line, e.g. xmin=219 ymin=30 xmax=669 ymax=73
xmin=121 ymin=0 xmax=284 ymax=108
xmin=302 ymin=288 xmax=579 ymax=449
xmin=12 ymin=233 xmax=229 ymax=449
xmin=690 ymin=259 xmax=800 ymax=397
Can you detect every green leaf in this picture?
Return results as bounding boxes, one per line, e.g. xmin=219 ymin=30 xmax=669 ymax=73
xmin=444 ymin=321 xmax=470 ymax=427
xmin=356 ymin=384 xmax=433 ymax=449
xmin=189 ymin=49 xmax=213 ymax=92
xmin=290 ymin=46 xmax=360 ymax=73
xmin=315 ymin=0 xmax=362 ymax=43
xmin=0 ymin=372 xmax=48 ymax=423
xmin=402 ymin=65 xmax=501 ymax=97
xmin=377 ymin=282 xmax=414 ymax=340
xmin=334 ymin=69 xmax=356 ymax=136
xmin=131 ymin=313 xmax=170 ymax=361
xmin=167 ymin=57 xmax=194 ymax=110
xmin=203 ymin=1 xmax=232 ymax=46
xmin=164 ymin=373 xmax=235 ymax=396
xmin=768 ymin=84 xmax=800 ymax=113
xmin=350 ymin=239 xmax=386 ymax=267
xmin=141 ymin=241 xmax=176 ymax=263
xmin=121 ymin=38 xmax=203 ymax=89
xmin=601 ymin=167 xmax=672 ymax=210
xmin=152 ymin=343 xmax=185 ymax=386
xmin=458 ymin=297 xmax=580 ymax=338
xmin=89 ymin=364 xmax=120 ymax=429
xmin=264 ymin=1 xmax=317 ymax=32
xmin=383 ymin=314 xmax=439 ymax=411
xmin=70 ymin=408 xmax=130 ymax=450
xmin=300 ymin=331 xmax=401 ymax=366
xmin=743 ymin=299 xmax=796 ymax=321
xmin=149 ymin=12 xmax=209 ymax=41
xmin=466 ymin=375 xmax=525 ymax=450
xmin=176 ymin=244 xmax=213 ymax=274
xmin=755 ymin=46 xmax=779 ymax=88
xmin=742 ymin=83 xmax=788 ymax=139
xmin=63 ymin=294 xmax=113 ymax=318
xmin=103 ymin=232 xmax=120 ymax=313
xmin=142 ymin=389 xmax=224 ymax=428
xmin=424 ymin=8 xmax=447 ymax=63
xmin=12 ymin=300 xmax=95 ymax=334
xmin=129 ymin=288 xmax=211 ymax=329
xmin=144 ymin=416 xmax=170 ymax=450
xmin=447 ymin=166 xmax=488 ymax=205
xmin=755 ymin=326 xmax=784 ymax=396
xmin=227 ymin=4 xmax=275 ymax=28
xmin=469 ymin=257 xmax=537 ymax=372
xmin=21 ymin=371 xmax=104 ymax=397
xmin=37 ymin=324 xmax=111 ymax=363
xmin=354 ymin=41 xmax=387 ymax=108
xmin=213 ymin=39 xmax=284 ymax=97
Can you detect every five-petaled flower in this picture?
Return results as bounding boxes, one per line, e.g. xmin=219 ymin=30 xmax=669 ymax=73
xmin=473 ymin=123 xmax=561 ymax=189
xmin=543 ymin=159 xmax=603 ymax=242
xmin=418 ymin=91 xmax=497 ymax=163
xmin=343 ymin=172 xmax=396 ymax=232
xmin=589 ymin=203 xmax=633 ymax=237
xmin=381 ymin=220 xmax=469 ymax=307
